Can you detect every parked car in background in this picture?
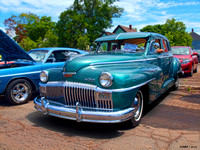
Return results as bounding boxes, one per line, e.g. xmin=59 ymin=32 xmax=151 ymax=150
xmin=0 ymin=29 xmax=88 ymax=104
xmin=34 ymin=32 xmax=181 ymax=128
xmin=171 ymin=46 xmax=198 ymax=76
xmin=194 ymin=49 xmax=200 ymax=62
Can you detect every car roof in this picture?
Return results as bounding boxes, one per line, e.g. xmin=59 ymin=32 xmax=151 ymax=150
xmin=95 ymin=32 xmax=168 ymax=42
xmin=30 ymin=47 xmax=88 ymax=54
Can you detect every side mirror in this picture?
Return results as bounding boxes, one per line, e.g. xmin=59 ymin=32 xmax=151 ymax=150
xmin=153 ymin=42 xmax=160 ymax=49
xmin=193 ymin=52 xmax=198 ymax=55
xmin=156 ymin=49 xmax=164 ymax=54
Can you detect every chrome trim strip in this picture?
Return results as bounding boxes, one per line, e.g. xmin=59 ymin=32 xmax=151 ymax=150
xmin=34 ymin=97 xmax=136 ymax=123
xmin=115 ymin=33 xmax=121 ymax=40
xmin=63 ymin=72 xmax=76 ymax=75
xmin=90 ymin=59 xmax=147 ymax=66
xmin=0 ymin=71 xmax=41 ymax=78
xmin=97 ymin=78 xmax=156 ymax=92
xmin=90 ymin=57 xmax=167 ymax=66
xmin=146 ymin=58 xmax=157 ymax=60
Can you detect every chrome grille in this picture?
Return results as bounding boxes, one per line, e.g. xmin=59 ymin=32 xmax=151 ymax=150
xmin=64 ymin=82 xmax=97 ymax=108
xmin=40 ymin=82 xmax=113 ymax=110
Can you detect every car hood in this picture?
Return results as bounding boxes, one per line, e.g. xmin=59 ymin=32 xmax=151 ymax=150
xmin=64 ymin=53 xmax=145 ymax=72
xmin=0 ymin=29 xmax=34 ymax=62
xmin=173 ymin=55 xmax=191 ymax=60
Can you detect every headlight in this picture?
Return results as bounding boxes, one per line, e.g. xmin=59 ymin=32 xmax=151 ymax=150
xmin=181 ymin=59 xmax=191 ymax=64
xmin=40 ymin=71 xmax=48 ymax=82
xmin=99 ymin=72 xmax=113 ymax=87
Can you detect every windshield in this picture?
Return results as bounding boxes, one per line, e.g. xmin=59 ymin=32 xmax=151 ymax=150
xmin=171 ymin=47 xmax=190 ymax=55
xmin=28 ymin=50 xmax=49 ymax=62
xmin=96 ymin=38 xmax=147 ymax=54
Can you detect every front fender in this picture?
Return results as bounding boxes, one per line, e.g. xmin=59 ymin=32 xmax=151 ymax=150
xmin=170 ymin=57 xmax=181 ymax=79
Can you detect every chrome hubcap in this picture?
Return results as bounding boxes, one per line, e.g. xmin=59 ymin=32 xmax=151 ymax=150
xmin=12 ymin=83 xmax=29 ymax=102
xmin=175 ymin=77 xmax=179 ymax=88
xmin=134 ymin=91 xmax=143 ymax=121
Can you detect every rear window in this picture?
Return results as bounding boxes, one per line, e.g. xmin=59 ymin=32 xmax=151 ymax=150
xmin=171 ymin=47 xmax=190 ymax=55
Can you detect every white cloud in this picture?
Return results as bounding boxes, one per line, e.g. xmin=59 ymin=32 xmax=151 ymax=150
xmin=0 ymin=27 xmax=6 ymax=32
xmin=0 ymin=0 xmax=74 ymax=19
xmin=157 ymin=1 xmax=200 ymax=9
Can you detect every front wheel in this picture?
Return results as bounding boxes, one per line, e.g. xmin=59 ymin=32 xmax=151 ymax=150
xmin=125 ymin=90 xmax=144 ymax=128
xmin=171 ymin=75 xmax=179 ymax=91
xmin=5 ymin=79 xmax=32 ymax=104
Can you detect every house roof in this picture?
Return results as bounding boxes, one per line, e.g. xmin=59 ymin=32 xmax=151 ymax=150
xmin=99 ymin=31 xmax=115 ymax=37
xmin=190 ymin=29 xmax=200 ymax=41
xmin=113 ymin=25 xmax=137 ymax=33
xmin=104 ymin=32 xmax=115 ymax=35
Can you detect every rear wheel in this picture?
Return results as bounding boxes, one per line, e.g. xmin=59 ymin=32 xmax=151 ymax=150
xmin=5 ymin=79 xmax=32 ymax=104
xmin=190 ymin=65 xmax=194 ymax=76
xmin=194 ymin=64 xmax=198 ymax=73
xmin=125 ymin=90 xmax=144 ymax=128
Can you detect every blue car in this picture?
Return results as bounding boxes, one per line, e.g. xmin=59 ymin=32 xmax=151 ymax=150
xmin=0 ymin=29 xmax=88 ymax=104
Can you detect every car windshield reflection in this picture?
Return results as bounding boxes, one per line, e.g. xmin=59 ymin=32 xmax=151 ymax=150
xmin=96 ymin=38 xmax=147 ymax=54
xmin=28 ymin=50 xmax=49 ymax=62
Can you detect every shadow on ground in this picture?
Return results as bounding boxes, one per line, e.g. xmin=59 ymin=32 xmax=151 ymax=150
xmin=141 ymin=91 xmax=200 ymax=131
xmin=27 ymin=111 xmax=125 ymax=139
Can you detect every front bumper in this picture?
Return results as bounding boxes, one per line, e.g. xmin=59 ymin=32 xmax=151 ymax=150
xmin=34 ymin=96 xmax=136 ymax=123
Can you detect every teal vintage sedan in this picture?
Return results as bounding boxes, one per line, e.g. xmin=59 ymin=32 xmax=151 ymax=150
xmin=34 ymin=32 xmax=181 ymax=127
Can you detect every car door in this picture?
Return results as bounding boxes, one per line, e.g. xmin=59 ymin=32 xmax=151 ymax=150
xmin=145 ymin=37 xmax=173 ymax=97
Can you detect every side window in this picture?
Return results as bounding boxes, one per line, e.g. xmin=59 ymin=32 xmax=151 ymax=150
xmin=162 ymin=40 xmax=169 ymax=52
xmin=63 ymin=51 xmax=78 ymax=57
xmin=150 ymin=39 xmax=161 ymax=53
xmin=46 ymin=53 xmax=55 ymax=63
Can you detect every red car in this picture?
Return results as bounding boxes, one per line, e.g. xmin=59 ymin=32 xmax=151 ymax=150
xmin=172 ymin=46 xmax=198 ymax=76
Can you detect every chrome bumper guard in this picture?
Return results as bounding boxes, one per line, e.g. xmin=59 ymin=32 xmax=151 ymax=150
xmin=34 ymin=96 xmax=136 ymax=123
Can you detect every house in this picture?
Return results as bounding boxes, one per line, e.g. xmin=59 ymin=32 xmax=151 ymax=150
xmin=100 ymin=25 xmax=137 ymax=37
xmin=190 ymin=29 xmax=200 ymax=50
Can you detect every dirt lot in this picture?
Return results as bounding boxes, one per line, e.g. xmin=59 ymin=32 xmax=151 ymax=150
xmin=0 ymin=66 xmax=199 ymax=150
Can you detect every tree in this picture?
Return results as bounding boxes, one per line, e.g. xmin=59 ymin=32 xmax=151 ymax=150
xmin=38 ymin=29 xmax=59 ymax=48
xmin=56 ymin=10 xmax=88 ymax=48
xmin=19 ymin=37 xmax=37 ymax=51
xmin=140 ymin=18 xmax=192 ymax=46
xmin=56 ymin=0 xmax=123 ymax=49
xmin=27 ymin=16 xmax=56 ymax=42
xmin=4 ymin=13 xmax=39 ymax=42
xmin=163 ymin=18 xmax=192 ymax=46
xmin=4 ymin=13 xmax=57 ymax=46
xmin=140 ymin=24 xmax=164 ymax=35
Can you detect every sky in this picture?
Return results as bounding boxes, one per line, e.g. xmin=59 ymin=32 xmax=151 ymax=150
xmin=0 ymin=0 xmax=200 ymax=35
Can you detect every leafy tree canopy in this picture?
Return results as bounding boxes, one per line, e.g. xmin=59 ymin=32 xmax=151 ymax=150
xmin=4 ymin=13 xmax=58 ymax=51
xmin=56 ymin=0 xmax=124 ymax=49
xmin=140 ymin=18 xmax=192 ymax=46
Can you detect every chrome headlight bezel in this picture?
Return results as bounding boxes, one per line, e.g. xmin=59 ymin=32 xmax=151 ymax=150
xmin=40 ymin=70 xmax=49 ymax=83
xmin=99 ymin=72 xmax=113 ymax=88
